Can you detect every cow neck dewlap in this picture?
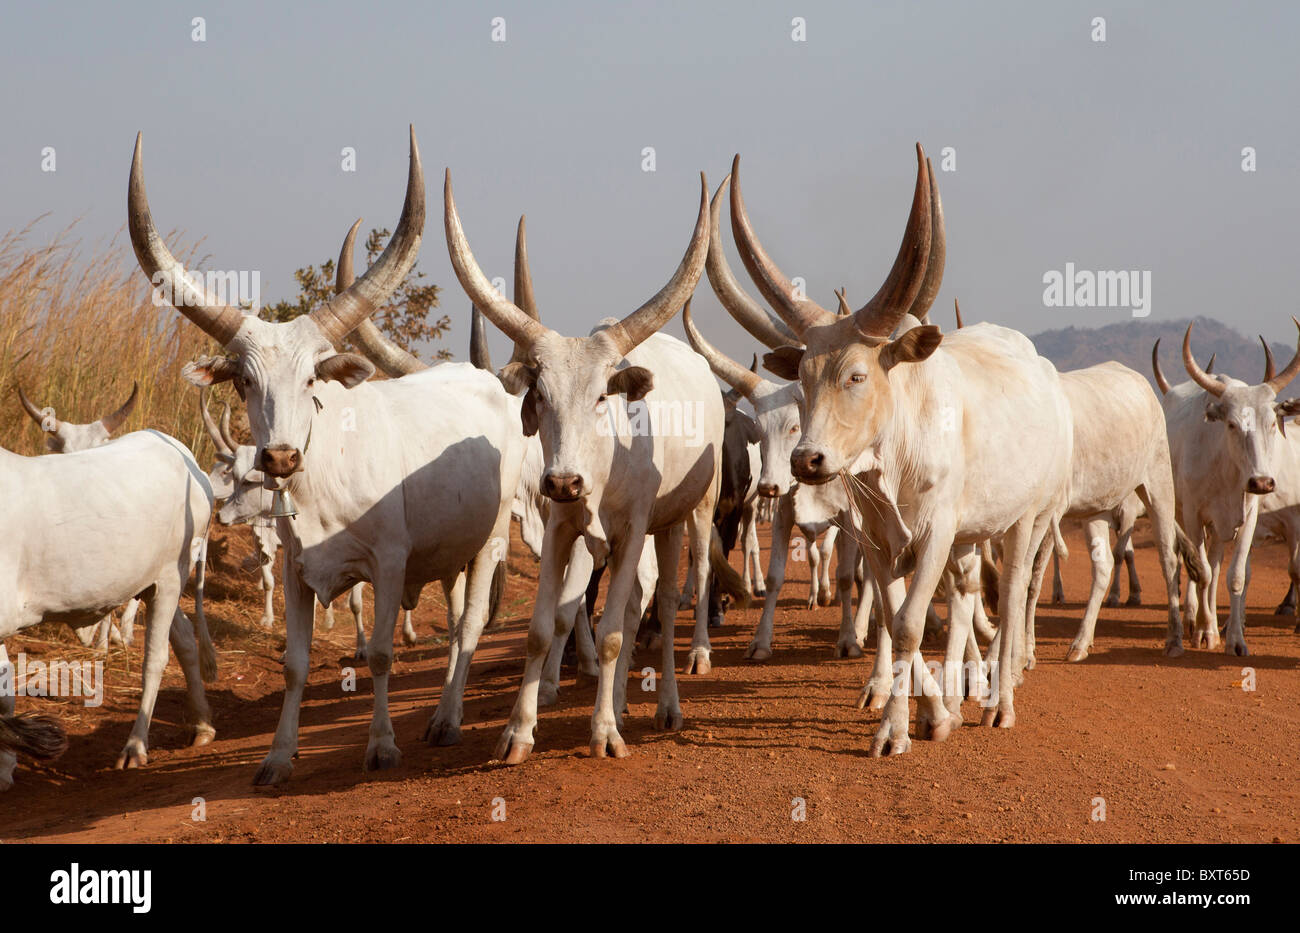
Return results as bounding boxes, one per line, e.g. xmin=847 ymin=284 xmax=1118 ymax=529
xmin=280 ymin=380 xmax=374 ymax=536
xmin=882 ymin=351 xmax=946 ymax=498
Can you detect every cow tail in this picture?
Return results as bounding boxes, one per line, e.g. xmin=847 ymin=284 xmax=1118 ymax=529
xmin=1051 ymin=515 xmax=1069 ymax=562
xmin=709 ymin=527 xmax=751 ymax=608
xmin=0 ymin=714 xmax=68 ymax=761
xmin=1175 ymin=526 xmax=1208 ymax=585
xmin=979 ymin=539 xmax=1001 ymax=615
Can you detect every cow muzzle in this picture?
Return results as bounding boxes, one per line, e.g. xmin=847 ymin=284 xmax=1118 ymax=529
xmin=757 ymin=482 xmax=781 ymax=499
xmin=542 ymin=471 xmax=586 ymax=502
xmin=1248 ymin=475 xmax=1276 ymax=494
xmin=260 ymin=445 xmax=302 ymax=478
xmin=790 ymin=446 xmax=834 ymax=485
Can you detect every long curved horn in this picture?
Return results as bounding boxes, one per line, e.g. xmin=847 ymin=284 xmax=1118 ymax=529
xmin=1262 ymin=335 xmax=1276 ymax=383
xmin=682 ymin=300 xmax=761 ymax=399
xmin=1182 ymin=324 xmax=1225 ymax=397
xmin=705 ymin=176 xmax=800 ymax=350
xmin=507 ymin=215 xmax=542 ymax=365
xmin=336 ymin=216 xmax=426 ymax=377
xmin=835 ymin=287 xmax=851 ymax=316
xmin=1266 ymin=317 xmax=1300 ymax=394
xmin=1151 ymin=339 xmax=1170 ymax=395
xmin=853 ymin=144 xmax=934 ymax=339
xmin=730 ymin=156 xmax=833 ymax=337
xmin=954 ymin=298 xmax=964 ymax=329
xmin=16 ymin=385 xmax=53 ymax=431
xmin=1205 ymin=353 xmax=1216 ymax=375
xmin=310 ymin=126 xmax=425 ymax=346
xmin=128 ymin=133 xmax=246 ymax=346
xmin=470 ymin=305 xmax=493 ymax=370
xmin=600 ymin=174 xmax=711 ymax=356
xmin=219 ymin=403 xmax=238 ymax=452
xmin=99 ymin=382 xmax=138 ymax=434
xmin=722 ymin=354 xmax=757 ymax=409
xmin=445 ymin=171 xmax=550 ymax=353
xmin=904 ymin=157 xmax=946 ymax=324
xmin=198 ymin=387 xmax=230 ymax=455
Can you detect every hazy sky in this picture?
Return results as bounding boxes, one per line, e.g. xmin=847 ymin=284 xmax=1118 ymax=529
xmin=2 ymin=1 xmax=1296 ymax=365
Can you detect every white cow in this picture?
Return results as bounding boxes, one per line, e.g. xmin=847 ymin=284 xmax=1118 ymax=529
xmin=445 ymin=168 xmax=723 ymax=762
xmin=1153 ymin=327 xmax=1300 ymax=655
xmin=197 ymin=389 xmax=414 ymax=654
xmin=1021 ymin=362 xmax=1187 ymax=664
xmin=129 ymin=127 xmax=525 ymax=784
xmin=735 ymin=146 xmax=1073 ymax=753
xmin=0 ymin=429 xmax=215 ymax=787
xmin=16 ymin=383 xmax=143 ymax=652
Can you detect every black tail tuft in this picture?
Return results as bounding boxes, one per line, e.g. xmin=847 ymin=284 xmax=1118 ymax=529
xmin=0 ymin=714 xmax=69 ymax=761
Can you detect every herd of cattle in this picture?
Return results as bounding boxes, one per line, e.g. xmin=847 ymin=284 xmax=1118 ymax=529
xmin=2 ymin=128 xmax=1299 ymax=790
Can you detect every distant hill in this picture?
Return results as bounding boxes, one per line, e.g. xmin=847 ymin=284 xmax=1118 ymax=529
xmin=1028 ymin=316 xmax=1295 ymax=396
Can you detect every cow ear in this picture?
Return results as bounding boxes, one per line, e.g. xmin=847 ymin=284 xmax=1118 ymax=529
xmin=607 ymin=366 xmax=654 ymax=401
xmin=183 ymin=356 xmax=240 ymax=387
xmin=500 ymin=362 xmax=538 ymax=396
xmin=1276 ymin=397 xmax=1300 ymax=418
xmin=317 ymin=353 xmax=374 ymax=388
xmin=763 ymin=346 xmax=804 ymax=381
xmin=520 ymin=387 xmax=540 ymax=437
xmin=879 ymin=325 xmax=942 ymax=370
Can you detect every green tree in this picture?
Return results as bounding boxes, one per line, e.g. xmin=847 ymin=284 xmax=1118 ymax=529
xmin=263 ymin=227 xmax=452 ymax=361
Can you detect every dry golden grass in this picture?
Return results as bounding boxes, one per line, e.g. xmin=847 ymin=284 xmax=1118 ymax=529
xmin=0 ymin=219 xmax=238 ymax=460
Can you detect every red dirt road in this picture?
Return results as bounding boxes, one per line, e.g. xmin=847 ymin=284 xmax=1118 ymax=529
xmin=2 ymin=523 xmax=1297 ymax=843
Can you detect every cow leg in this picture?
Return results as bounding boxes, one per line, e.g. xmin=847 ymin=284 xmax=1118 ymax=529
xmin=356 ymin=568 xmax=406 ymax=773
xmin=834 ymin=529 xmax=866 ymax=657
xmin=496 ymin=518 xmax=581 ymax=764
xmin=1223 ymin=502 xmax=1258 ymax=656
xmin=859 ymin=557 xmax=905 ymax=711
xmin=1200 ymin=530 xmax=1225 ymax=651
xmin=748 ymin=508 xmax=766 ymax=598
xmin=804 ymin=527 xmax=822 ymax=610
xmin=1135 ymin=471 xmax=1184 ymax=657
xmin=1066 ymin=517 xmax=1116 ymax=662
xmin=0 ymin=644 xmax=17 ymax=790
xmin=397 ymin=593 xmax=417 ymax=646
xmin=748 ymin=494 xmax=793 ymax=661
xmin=870 ymin=520 xmax=958 ymax=756
xmin=1288 ymin=541 xmax=1300 ymax=632
xmin=253 ymin=560 xmax=316 ymax=785
xmin=685 ymin=491 xmax=717 ymax=675
xmin=589 ymin=528 xmax=648 ymax=758
xmin=980 ymin=512 xmax=1043 ymax=729
xmin=438 ymin=573 xmax=467 ymax=693
xmin=1024 ymin=531 xmax=1057 ymax=672
xmin=540 ymin=540 xmax=594 ymax=706
xmin=1276 ymin=579 xmax=1298 ymax=618
xmin=819 ymin=526 xmax=838 ymax=606
xmin=119 ymin=598 xmax=139 ymax=647
xmin=678 ymin=548 xmax=696 ymax=610
xmin=94 ymin=614 xmax=112 ymax=655
xmin=192 ymin=534 xmax=215 ymax=681
xmin=1051 ymin=550 xmax=1065 ymax=604
xmin=260 ymin=563 xmax=276 ymax=630
xmin=615 ymin=544 xmax=660 ymax=726
xmin=943 ymin=545 xmax=981 ymax=718
xmin=424 ymin=523 xmax=509 ymax=747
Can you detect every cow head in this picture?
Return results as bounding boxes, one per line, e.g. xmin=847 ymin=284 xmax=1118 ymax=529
xmin=198 ymin=386 xmax=271 ymax=524
xmin=723 ymin=147 xmax=944 ymax=485
xmin=127 ymin=128 xmax=424 ymax=484
xmin=1182 ymin=322 xmax=1300 ymax=495
xmin=16 ymin=383 xmax=138 ymax=453
xmin=444 ymin=170 xmax=710 ymax=502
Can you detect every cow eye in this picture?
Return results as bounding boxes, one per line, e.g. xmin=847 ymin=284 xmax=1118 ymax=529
xmin=846 ymin=373 xmax=866 ymax=387
xmin=306 ymin=377 xmax=316 ymax=388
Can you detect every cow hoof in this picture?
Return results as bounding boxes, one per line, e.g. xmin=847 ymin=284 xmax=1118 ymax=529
xmin=919 ymin=711 xmax=960 ymax=742
xmin=1103 ymin=595 xmax=1119 ymax=608
xmin=685 ymin=649 xmax=712 ymax=675
xmin=856 ymin=681 xmax=891 ymax=711
xmin=191 ymin=725 xmax=216 ymax=747
xmin=401 ymin=629 xmax=418 ymax=647
xmin=1065 ymin=645 xmax=1089 ymax=662
xmin=869 ymin=720 xmax=911 ymax=757
xmin=423 ymin=718 xmax=461 ymax=747
xmin=115 ymin=743 xmax=148 ymax=770
xmin=707 ymin=614 xmax=724 ymax=630
xmin=1126 ymin=594 xmax=1142 ymax=607
xmin=1024 ymin=654 xmax=1036 ymax=671
xmin=1163 ymin=642 xmax=1185 ymax=658
xmin=834 ymin=640 xmax=863 ymax=659
xmin=980 ymin=707 xmax=1015 ymax=728
xmin=253 ymin=754 xmax=294 ymax=786
xmin=1294 ymin=621 xmax=1300 ymax=634
xmin=589 ymin=735 xmax=630 ymax=759
xmin=1225 ymin=640 xmax=1250 ymax=657
xmin=363 ymin=738 xmax=403 ymax=772
xmin=654 ymin=706 xmax=683 ymax=731
xmin=537 ymin=681 xmax=560 ymax=707
xmin=259 ymin=617 xmax=275 ymax=631
xmin=743 ymin=643 xmax=772 ymax=662
xmin=501 ymin=743 xmax=532 ymax=766
xmin=753 ymin=587 xmax=767 ymax=599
